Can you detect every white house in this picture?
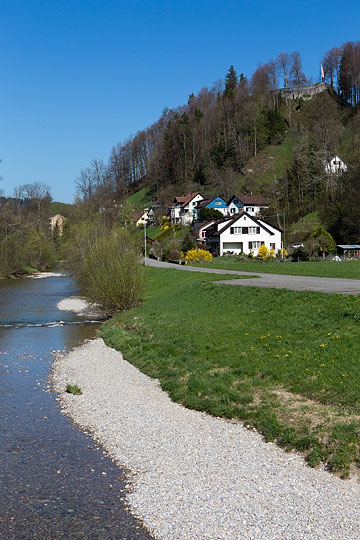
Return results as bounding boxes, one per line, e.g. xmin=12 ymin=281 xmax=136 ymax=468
xmin=169 ymin=192 xmax=204 ymax=225
xmin=325 ymin=156 xmax=348 ymax=175
xmin=227 ymin=194 xmax=269 ymax=218
xmin=132 ymin=209 xmax=149 ymax=227
xmin=208 ymin=212 xmax=282 ymax=256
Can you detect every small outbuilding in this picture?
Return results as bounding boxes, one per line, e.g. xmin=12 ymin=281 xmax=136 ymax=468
xmin=337 ymin=245 xmax=360 ymax=258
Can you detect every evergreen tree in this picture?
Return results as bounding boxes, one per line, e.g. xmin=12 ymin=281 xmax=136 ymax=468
xmin=224 ymin=66 xmax=238 ymax=98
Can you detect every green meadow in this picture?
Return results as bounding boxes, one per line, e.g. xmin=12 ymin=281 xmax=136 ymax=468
xmin=192 ymin=257 xmax=360 ymax=279
xmin=101 ymin=267 xmax=360 ymax=477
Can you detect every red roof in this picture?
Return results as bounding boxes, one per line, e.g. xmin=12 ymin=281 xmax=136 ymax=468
xmin=172 ymin=192 xmax=203 ymax=208
xmin=233 ymin=194 xmax=269 ymax=205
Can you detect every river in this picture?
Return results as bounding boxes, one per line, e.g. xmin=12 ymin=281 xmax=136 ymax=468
xmin=0 ymin=272 xmax=152 ymax=539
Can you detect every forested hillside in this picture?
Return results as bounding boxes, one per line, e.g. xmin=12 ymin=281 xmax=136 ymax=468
xmin=68 ymin=41 xmax=360 ymax=243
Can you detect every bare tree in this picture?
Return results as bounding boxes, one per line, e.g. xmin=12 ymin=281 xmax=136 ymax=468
xmin=322 ymin=47 xmax=342 ymax=90
xmin=277 ymin=52 xmax=291 ymax=88
xmin=290 ymin=51 xmax=306 ymax=88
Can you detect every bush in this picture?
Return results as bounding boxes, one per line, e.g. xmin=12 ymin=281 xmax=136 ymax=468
xmin=258 ymin=244 xmax=268 ymax=260
xmin=185 ymin=248 xmax=212 ymax=263
xmin=76 ymin=230 xmax=144 ymax=313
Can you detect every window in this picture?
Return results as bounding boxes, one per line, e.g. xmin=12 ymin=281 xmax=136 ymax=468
xmin=230 ymin=208 xmax=235 ymax=214
xmin=270 ymin=243 xmax=275 ymax=250
xmin=250 ymin=241 xmax=261 ymax=249
xmin=201 ymin=231 xmax=206 ymax=238
xmin=214 ymin=200 xmax=222 ymax=205
xmin=246 ymin=207 xmax=254 ymax=213
xmin=233 ymin=227 xmax=242 ymax=234
xmin=248 ymin=227 xmax=257 ymax=234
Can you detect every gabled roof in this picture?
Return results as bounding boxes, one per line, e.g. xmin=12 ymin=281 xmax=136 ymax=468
xmin=212 ymin=211 xmax=275 ymax=237
xmin=171 ymin=192 xmax=203 ymax=208
xmin=192 ymin=220 xmax=216 ymax=234
xmin=132 ymin=209 xmax=147 ymax=220
xmin=195 ymin=195 xmax=227 ymax=209
xmin=228 ymin=194 xmax=269 ymax=206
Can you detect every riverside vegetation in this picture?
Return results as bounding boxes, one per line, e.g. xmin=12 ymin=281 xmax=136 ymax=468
xmin=101 ymin=267 xmax=360 ymax=478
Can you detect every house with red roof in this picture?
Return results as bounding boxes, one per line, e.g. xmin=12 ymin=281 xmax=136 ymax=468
xmin=169 ymin=192 xmax=204 ymax=225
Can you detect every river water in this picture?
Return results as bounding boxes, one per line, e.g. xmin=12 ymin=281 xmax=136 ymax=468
xmin=0 ymin=273 xmax=152 ymax=539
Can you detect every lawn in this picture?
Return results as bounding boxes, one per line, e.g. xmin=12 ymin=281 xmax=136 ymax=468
xmin=191 ymin=256 xmax=360 ymax=279
xmin=101 ymin=267 xmax=360 ymax=477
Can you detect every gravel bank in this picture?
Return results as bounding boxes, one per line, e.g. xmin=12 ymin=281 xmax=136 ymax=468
xmin=52 ymin=339 xmax=360 ymax=540
xmin=57 ymin=297 xmax=105 ymax=319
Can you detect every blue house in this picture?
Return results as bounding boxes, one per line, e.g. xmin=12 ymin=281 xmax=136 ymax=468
xmin=194 ymin=195 xmax=228 ymax=219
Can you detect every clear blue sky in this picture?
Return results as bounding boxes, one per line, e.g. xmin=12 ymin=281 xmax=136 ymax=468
xmin=1 ymin=0 xmax=359 ymax=203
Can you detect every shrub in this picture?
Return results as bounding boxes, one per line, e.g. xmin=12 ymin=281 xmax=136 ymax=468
xmin=258 ymin=244 xmax=268 ymax=260
xmin=76 ymin=230 xmax=144 ymax=313
xmin=185 ymin=248 xmax=212 ymax=263
xmin=181 ymin=231 xmax=196 ymax=253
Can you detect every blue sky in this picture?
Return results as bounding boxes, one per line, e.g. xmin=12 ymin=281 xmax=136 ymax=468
xmin=1 ymin=0 xmax=359 ymax=203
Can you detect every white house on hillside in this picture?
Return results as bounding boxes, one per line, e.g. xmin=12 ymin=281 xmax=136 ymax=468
xmin=169 ymin=192 xmax=204 ymax=225
xmin=206 ymin=212 xmax=282 ymax=256
xmin=325 ymin=156 xmax=348 ymax=175
xmin=227 ymin=194 xmax=269 ymax=218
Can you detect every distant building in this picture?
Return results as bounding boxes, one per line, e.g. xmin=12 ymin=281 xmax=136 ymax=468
xmin=169 ymin=192 xmax=204 ymax=225
xmin=227 ymin=194 xmax=269 ymax=218
xmin=275 ymin=82 xmax=328 ymax=101
xmin=194 ymin=195 xmax=228 ymax=219
xmin=325 ymin=156 xmax=348 ymax=175
xmin=49 ymin=214 xmax=65 ymax=236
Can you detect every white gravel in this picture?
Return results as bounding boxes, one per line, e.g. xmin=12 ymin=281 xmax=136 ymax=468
xmin=57 ymin=297 xmax=104 ymax=319
xmin=52 ymin=338 xmax=360 ymax=540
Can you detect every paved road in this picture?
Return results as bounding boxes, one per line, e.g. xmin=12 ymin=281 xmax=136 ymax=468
xmin=145 ymin=258 xmax=360 ymax=295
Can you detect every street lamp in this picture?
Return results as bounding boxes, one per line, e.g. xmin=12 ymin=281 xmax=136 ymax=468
xmin=143 ymin=215 xmax=148 ymax=266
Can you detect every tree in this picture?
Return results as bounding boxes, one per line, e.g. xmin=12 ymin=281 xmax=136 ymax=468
xmin=290 ymin=51 xmax=306 ymax=87
xmin=224 ymin=66 xmax=238 ymax=98
xmin=306 ymin=226 xmax=336 ymax=258
xmin=277 ymin=52 xmax=291 ymax=88
xmin=322 ymin=47 xmax=341 ymax=90
xmin=198 ymin=207 xmax=224 ymax=221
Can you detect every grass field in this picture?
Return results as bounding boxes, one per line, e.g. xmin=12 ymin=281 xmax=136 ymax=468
xmin=101 ymin=267 xmax=360 ymax=477
xmin=192 ymin=257 xmax=360 ymax=279
xmin=127 ymin=186 xmax=156 ymax=209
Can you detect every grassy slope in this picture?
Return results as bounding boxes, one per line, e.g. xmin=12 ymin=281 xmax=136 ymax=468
xmin=101 ymin=267 xmax=360 ymax=476
xmin=287 ymin=211 xmax=320 ymax=236
xmin=238 ymin=135 xmax=296 ymax=193
xmin=191 ymin=258 xmax=360 ymax=279
xmin=127 ymin=186 xmax=156 ymax=209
